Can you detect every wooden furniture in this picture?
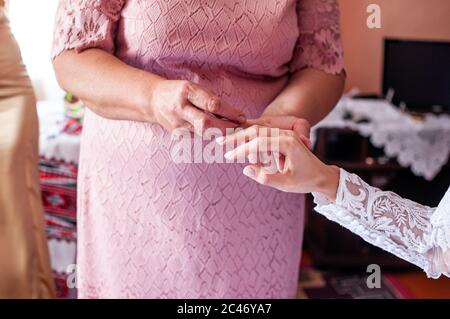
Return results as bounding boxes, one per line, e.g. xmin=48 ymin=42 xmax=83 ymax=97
xmin=304 ymin=127 xmax=450 ymax=269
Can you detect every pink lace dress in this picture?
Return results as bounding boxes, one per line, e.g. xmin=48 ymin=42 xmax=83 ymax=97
xmin=52 ymin=0 xmax=344 ymax=298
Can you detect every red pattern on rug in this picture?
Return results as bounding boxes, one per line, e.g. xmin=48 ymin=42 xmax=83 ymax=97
xmin=40 ymin=158 xmax=77 ymax=298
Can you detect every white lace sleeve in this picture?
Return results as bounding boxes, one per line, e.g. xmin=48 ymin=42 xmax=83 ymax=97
xmin=312 ymin=169 xmax=450 ymax=279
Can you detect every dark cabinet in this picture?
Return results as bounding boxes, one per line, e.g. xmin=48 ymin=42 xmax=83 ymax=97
xmin=305 ymin=128 xmax=450 ymax=269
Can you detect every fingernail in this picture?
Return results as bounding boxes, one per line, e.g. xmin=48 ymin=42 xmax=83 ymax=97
xmin=224 ymin=151 xmax=233 ymax=160
xmin=243 ymin=166 xmax=256 ymax=178
xmin=215 ymin=136 xmax=225 ymax=144
xmin=238 ymin=115 xmax=246 ymax=123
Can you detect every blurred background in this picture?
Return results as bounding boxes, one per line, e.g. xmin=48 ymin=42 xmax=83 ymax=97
xmin=341 ymin=0 xmax=450 ymax=93
xmin=4 ymin=0 xmax=450 ymax=298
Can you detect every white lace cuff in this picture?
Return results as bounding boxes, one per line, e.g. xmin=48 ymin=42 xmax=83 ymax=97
xmin=312 ymin=169 xmax=450 ymax=279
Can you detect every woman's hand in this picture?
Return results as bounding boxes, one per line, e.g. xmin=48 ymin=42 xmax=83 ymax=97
xmin=148 ymin=80 xmax=246 ymax=135
xmin=53 ymin=49 xmax=246 ymax=133
xmin=220 ymin=126 xmax=340 ymax=201
xmin=243 ymin=115 xmax=312 ymax=149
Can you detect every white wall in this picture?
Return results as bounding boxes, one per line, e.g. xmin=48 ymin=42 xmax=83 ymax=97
xmin=8 ymin=0 xmax=64 ymax=101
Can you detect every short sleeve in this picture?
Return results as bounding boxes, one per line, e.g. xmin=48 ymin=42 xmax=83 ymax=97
xmin=51 ymin=0 xmax=126 ymax=59
xmin=289 ymin=0 xmax=345 ymax=75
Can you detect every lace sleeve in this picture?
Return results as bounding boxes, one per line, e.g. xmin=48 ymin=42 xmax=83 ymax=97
xmin=312 ymin=169 xmax=450 ymax=279
xmin=289 ymin=0 xmax=345 ymax=75
xmin=51 ymin=0 xmax=126 ymax=59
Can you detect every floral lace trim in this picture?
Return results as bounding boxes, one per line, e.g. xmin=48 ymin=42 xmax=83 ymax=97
xmin=52 ymin=0 xmax=345 ymax=75
xmin=64 ymin=0 xmax=124 ymax=20
xmin=290 ymin=0 xmax=345 ymax=75
xmin=99 ymin=0 xmax=125 ymax=20
xmin=51 ymin=0 xmax=125 ymax=59
xmin=429 ymin=188 xmax=450 ymax=252
xmin=312 ymin=169 xmax=450 ymax=279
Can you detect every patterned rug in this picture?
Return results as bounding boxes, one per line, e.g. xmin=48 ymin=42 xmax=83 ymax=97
xmin=39 ymin=158 xmax=78 ymax=298
xmin=297 ymin=268 xmax=413 ymax=299
xmin=297 ymin=252 xmax=413 ymax=299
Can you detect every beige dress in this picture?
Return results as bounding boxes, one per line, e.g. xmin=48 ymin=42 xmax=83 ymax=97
xmin=0 ymin=7 xmax=55 ymax=298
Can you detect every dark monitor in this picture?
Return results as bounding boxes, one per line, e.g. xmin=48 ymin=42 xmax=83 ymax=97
xmin=383 ymin=38 xmax=450 ymax=112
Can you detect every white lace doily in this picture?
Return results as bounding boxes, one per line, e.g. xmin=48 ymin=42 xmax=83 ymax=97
xmin=37 ymin=100 xmax=81 ymax=164
xmin=312 ymin=97 xmax=450 ymax=181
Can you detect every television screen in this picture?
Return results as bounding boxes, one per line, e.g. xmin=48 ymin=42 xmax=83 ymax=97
xmin=383 ymin=39 xmax=450 ymax=112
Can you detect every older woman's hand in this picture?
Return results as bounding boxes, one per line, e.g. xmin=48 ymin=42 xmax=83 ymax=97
xmin=220 ymin=125 xmax=340 ymax=200
xmin=53 ymin=49 xmax=247 ymax=133
xmin=149 ymin=80 xmax=246 ymax=135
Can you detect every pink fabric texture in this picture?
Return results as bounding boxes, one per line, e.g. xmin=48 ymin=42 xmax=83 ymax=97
xmin=52 ymin=0 xmax=344 ymax=298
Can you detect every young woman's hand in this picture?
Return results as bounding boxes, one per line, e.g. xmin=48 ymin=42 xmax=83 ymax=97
xmin=148 ymin=80 xmax=246 ymax=135
xmin=220 ymin=126 xmax=340 ymax=201
xmin=243 ymin=115 xmax=312 ymax=149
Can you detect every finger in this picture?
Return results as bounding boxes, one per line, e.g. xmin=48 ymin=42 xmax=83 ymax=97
xmin=292 ymin=117 xmax=311 ymax=139
xmin=247 ymin=116 xmax=310 ymax=138
xmin=159 ymin=111 xmax=188 ymax=132
xmin=187 ymin=83 xmax=246 ymax=124
xmin=245 ymin=116 xmax=299 ymax=130
xmin=224 ymin=136 xmax=296 ymax=162
xmin=260 ymin=152 xmax=279 ymax=174
xmin=217 ymin=125 xmax=294 ymax=146
xmin=259 ymin=151 xmax=286 ymax=173
xmin=176 ymin=121 xmax=194 ymax=132
xmin=248 ymin=152 xmax=259 ymax=165
xmin=299 ymin=135 xmax=312 ymax=150
xmin=273 ymin=151 xmax=286 ymax=172
xmin=278 ymin=153 xmax=286 ymax=172
xmin=247 ymin=151 xmax=284 ymax=173
xmin=182 ymin=104 xmax=238 ymax=135
xmin=246 ymin=116 xmax=311 ymax=143
xmin=242 ymin=165 xmax=287 ymax=189
xmin=224 ymin=137 xmax=274 ymax=163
